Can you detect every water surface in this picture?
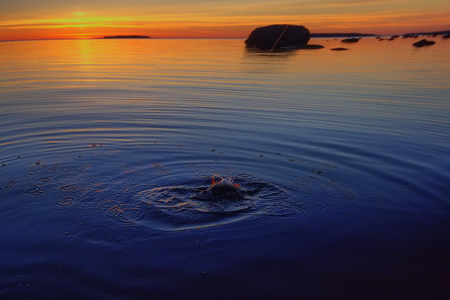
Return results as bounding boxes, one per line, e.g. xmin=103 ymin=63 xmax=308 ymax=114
xmin=1 ymin=37 xmax=450 ymax=299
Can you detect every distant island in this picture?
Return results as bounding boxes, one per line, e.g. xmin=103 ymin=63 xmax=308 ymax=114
xmin=297 ymin=30 xmax=450 ymax=38
xmin=402 ymin=30 xmax=450 ymax=36
xmin=101 ymin=35 xmax=151 ymax=39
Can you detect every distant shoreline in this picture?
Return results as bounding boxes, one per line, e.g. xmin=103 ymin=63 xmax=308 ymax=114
xmin=1 ymin=29 xmax=449 ymax=43
xmin=101 ymin=35 xmax=151 ymax=39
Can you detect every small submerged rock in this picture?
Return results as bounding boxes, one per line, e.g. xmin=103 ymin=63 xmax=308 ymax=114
xmin=297 ymin=44 xmax=324 ymax=49
xmin=341 ymin=38 xmax=360 ymax=43
xmin=412 ymin=39 xmax=436 ymax=47
xmin=330 ymin=47 xmax=349 ymax=51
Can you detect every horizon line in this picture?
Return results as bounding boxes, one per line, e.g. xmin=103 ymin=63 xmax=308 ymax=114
xmin=2 ymin=29 xmax=449 ymax=43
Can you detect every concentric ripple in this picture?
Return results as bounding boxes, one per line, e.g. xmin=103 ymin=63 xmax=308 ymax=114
xmin=131 ymin=178 xmax=292 ymax=230
xmin=1 ymin=154 xmax=409 ymax=233
xmin=1 ymin=154 xmax=406 ymax=232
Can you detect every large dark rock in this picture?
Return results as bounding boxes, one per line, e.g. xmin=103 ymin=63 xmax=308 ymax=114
xmin=245 ymin=25 xmax=310 ymax=50
xmin=412 ymin=39 xmax=436 ymax=47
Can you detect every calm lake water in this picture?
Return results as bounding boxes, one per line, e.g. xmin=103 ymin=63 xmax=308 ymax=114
xmin=1 ymin=37 xmax=449 ymax=299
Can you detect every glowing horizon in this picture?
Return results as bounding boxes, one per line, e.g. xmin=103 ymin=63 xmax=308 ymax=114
xmin=1 ymin=0 xmax=449 ymax=41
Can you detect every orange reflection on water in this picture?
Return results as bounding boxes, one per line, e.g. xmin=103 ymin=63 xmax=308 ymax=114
xmin=1 ymin=37 xmax=449 ymax=104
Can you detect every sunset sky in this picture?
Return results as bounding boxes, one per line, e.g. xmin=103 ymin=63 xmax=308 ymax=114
xmin=1 ymin=0 xmax=449 ymax=41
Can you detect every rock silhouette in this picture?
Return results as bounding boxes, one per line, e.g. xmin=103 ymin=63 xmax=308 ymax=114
xmin=412 ymin=39 xmax=436 ymax=47
xmin=341 ymin=38 xmax=360 ymax=43
xmin=245 ymin=25 xmax=310 ymax=50
xmin=102 ymin=35 xmax=150 ymax=39
xmin=331 ymin=48 xmax=349 ymax=51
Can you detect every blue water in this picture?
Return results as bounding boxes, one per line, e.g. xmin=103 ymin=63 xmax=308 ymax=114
xmin=1 ymin=38 xmax=450 ymax=299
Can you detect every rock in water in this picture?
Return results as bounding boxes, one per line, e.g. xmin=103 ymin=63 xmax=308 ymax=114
xmin=245 ymin=24 xmax=310 ymax=50
xmin=412 ymin=39 xmax=436 ymax=47
xmin=341 ymin=38 xmax=360 ymax=43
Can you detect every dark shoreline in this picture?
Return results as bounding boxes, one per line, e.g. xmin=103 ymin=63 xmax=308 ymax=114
xmin=101 ymin=35 xmax=151 ymax=39
xmin=311 ymin=33 xmax=376 ymax=38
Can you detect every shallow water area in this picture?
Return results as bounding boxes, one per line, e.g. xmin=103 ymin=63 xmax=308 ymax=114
xmin=1 ymin=37 xmax=450 ymax=299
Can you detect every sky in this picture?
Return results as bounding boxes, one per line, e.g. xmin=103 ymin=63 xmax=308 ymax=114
xmin=1 ymin=0 xmax=449 ymax=41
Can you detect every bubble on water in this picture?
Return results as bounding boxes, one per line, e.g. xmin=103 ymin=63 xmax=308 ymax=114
xmin=236 ymin=173 xmax=254 ymax=180
xmin=59 ymin=184 xmax=76 ymax=191
xmin=39 ymin=176 xmax=52 ymax=183
xmin=2 ymin=181 xmax=17 ymax=189
xmin=58 ymin=197 xmax=74 ymax=207
xmin=27 ymin=170 xmax=40 ymax=176
xmin=23 ymin=185 xmax=43 ymax=197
